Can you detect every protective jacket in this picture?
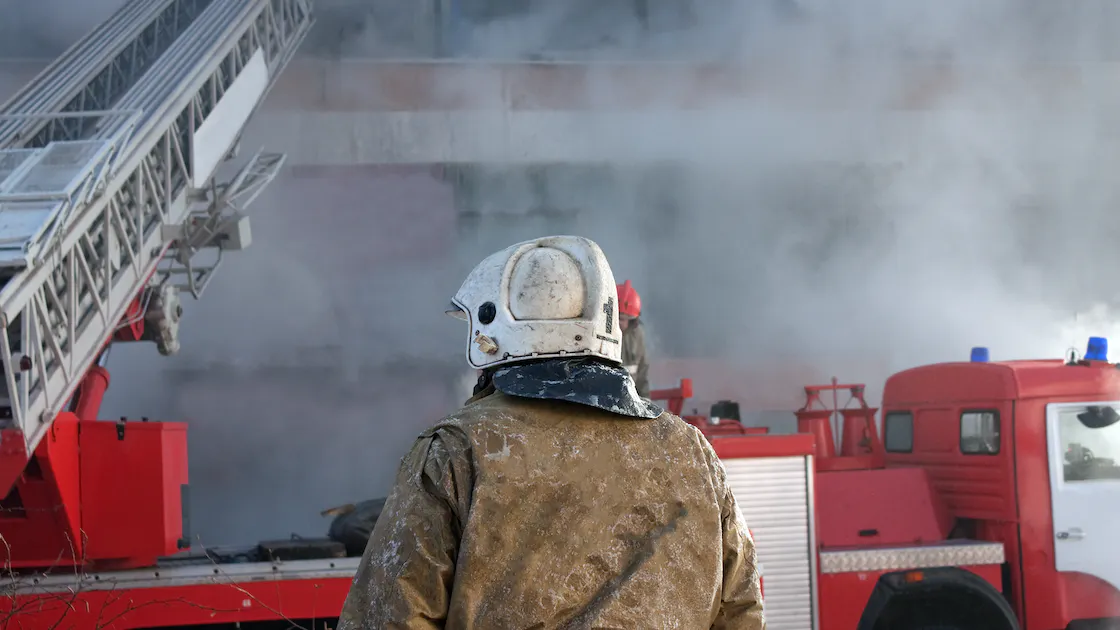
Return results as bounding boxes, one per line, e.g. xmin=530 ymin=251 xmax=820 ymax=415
xmin=338 ymin=358 xmax=764 ymax=629
xmin=621 ymin=319 xmax=651 ymax=398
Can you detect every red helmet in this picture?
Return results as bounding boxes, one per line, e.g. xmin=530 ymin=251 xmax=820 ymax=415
xmin=616 ymin=280 xmax=641 ymax=318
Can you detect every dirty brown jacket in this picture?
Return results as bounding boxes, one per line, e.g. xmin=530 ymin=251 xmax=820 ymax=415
xmin=338 ymin=389 xmax=764 ymax=629
xmin=621 ymin=320 xmax=651 ymax=398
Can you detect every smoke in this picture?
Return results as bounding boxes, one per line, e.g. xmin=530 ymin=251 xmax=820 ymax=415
xmin=99 ymin=170 xmax=468 ymax=543
xmin=414 ymin=1 xmax=1120 ymax=406
xmin=431 ymin=0 xmax=1120 ymax=386
xmin=8 ymin=0 xmax=1120 ymax=542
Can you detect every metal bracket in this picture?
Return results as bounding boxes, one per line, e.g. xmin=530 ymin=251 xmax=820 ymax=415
xmin=161 ymin=149 xmax=286 ymax=298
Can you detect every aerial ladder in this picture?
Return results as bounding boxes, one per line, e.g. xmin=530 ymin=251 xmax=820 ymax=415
xmin=0 ymin=0 xmax=313 ymax=569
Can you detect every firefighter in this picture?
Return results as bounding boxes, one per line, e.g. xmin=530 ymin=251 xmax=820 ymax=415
xmin=337 ymin=235 xmax=764 ymax=630
xmin=617 ymin=279 xmax=651 ymax=398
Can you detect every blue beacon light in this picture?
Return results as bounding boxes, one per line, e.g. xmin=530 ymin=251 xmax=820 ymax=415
xmin=1085 ymin=336 xmax=1109 ymax=362
xmin=970 ymin=347 xmax=990 ymax=363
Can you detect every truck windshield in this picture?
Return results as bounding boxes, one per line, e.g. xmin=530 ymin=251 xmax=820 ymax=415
xmin=1059 ymin=404 xmax=1120 ymax=482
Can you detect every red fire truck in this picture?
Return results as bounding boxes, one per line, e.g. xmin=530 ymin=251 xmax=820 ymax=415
xmin=8 ymin=336 xmax=1120 ymax=629
xmin=656 ymin=336 xmax=1120 ymax=630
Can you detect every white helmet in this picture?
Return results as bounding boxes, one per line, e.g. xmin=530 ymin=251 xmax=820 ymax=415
xmin=447 ymin=235 xmax=623 ymax=370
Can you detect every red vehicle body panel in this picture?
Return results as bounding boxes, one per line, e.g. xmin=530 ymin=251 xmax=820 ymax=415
xmin=0 ymin=408 xmax=188 ymax=571
xmin=884 ymin=359 xmax=1120 ymax=627
xmin=817 ymin=563 xmax=1004 ymax=630
xmin=8 ymin=577 xmax=353 ymax=629
xmin=705 ymin=410 xmax=1008 ymax=629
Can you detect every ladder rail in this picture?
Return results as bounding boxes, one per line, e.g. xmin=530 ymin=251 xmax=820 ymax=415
xmin=113 ymin=0 xmax=263 ymax=135
xmin=0 ymin=0 xmax=313 ymax=481
xmin=0 ymin=0 xmax=216 ymax=150
xmin=0 ymin=0 xmax=158 ymax=115
xmin=92 ymin=0 xmax=310 ymax=163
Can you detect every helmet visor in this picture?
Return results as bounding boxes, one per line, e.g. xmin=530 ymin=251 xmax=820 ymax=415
xmin=445 ymin=301 xmax=468 ymax=321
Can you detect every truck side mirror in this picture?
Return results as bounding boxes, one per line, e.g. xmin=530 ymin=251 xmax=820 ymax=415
xmin=1077 ymin=406 xmax=1120 ymax=429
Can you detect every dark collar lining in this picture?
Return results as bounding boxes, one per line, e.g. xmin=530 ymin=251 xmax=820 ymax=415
xmin=491 ymin=358 xmax=663 ymax=419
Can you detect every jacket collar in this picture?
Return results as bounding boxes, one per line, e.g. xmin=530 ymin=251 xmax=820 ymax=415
xmin=487 ymin=358 xmax=662 ymax=419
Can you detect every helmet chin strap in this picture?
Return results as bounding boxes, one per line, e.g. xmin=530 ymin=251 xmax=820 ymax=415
xmin=491 ymin=357 xmax=662 ymax=419
xmin=472 ymin=369 xmax=494 ymax=396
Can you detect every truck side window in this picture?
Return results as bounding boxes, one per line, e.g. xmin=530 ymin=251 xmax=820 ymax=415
xmin=1059 ymin=406 xmax=1120 ymax=482
xmin=961 ymin=410 xmax=1000 ymax=455
xmin=884 ymin=412 xmax=913 ymax=453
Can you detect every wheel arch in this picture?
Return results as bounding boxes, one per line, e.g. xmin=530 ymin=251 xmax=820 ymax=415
xmin=856 ymin=566 xmax=1019 ymax=630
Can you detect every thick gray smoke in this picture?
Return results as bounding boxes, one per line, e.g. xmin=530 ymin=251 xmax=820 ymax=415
xmin=7 ymin=0 xmax=1120 ymax=543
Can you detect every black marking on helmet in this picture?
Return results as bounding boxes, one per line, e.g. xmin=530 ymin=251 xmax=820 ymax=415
xmin=596 ymin=334 xmax=620 ymax=344
xmin=603 ymin=296 xmax=615 ymax=334
xmin=478 ymin=301 xmax=497 ymax=325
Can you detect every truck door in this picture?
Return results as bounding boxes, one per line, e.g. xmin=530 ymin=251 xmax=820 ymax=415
xmin=1046 ymin=401 xmax=1120 ymax=590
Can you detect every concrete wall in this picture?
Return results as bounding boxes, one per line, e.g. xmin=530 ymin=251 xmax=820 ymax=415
xmin=8 ymin=59 xmax=1118 ymax=166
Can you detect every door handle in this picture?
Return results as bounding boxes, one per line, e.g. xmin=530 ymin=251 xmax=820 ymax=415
xmin=1056 ymin=528 xmax=1086 ymax=541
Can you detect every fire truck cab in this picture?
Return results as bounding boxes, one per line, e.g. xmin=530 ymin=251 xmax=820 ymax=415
xmin=878 ymin=340 xmax=1120 ymax=628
